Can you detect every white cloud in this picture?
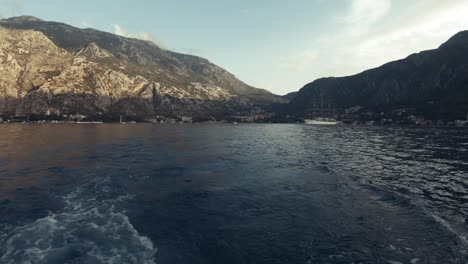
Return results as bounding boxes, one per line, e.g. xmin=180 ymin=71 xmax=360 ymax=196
xmin=342 ymin=0 xmax=391 ymax=35
xmin=112 ymin=24 xmax=164 ymax=48
xmin=136 ymin=32 xmax=161 ymax=45
xmin=113 ymin=24 xmax=128 ymax=37
xmin=299 ymin=0 xmax=468 ymax=79
xmin=355 ymin=3 xmax=468 ymax=64
xmin=282 ymin=0 xmax=391 ymax=78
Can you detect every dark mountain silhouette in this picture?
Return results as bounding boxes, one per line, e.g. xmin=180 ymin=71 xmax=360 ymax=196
xmin=287 ymin=31 xmax=468 ymax=121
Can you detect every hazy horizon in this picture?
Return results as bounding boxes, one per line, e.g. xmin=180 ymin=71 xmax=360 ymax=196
xmin=1 ymin=0 xmax=467 ymax=95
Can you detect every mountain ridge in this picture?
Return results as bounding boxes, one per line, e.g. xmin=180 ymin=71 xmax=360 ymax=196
xmin=0 ymin=16 xmax=284 ymax=121
xmin=286 ymin=30 xmax=468 ymax=122
xmin=0 ymin=16 xmax=273 ymax=97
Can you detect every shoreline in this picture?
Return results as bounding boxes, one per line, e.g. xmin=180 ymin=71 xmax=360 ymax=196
xmin=0 ymin=121 xmax=468 ymax=128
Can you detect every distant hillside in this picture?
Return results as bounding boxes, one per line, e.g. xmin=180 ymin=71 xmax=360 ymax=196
xmin=0 ymin=16 xmax=284 ymax=120
xmin=287 ymin=31 xmax=468 ymax=121
xmin=282 ymin=92 xmax=298 ymax=101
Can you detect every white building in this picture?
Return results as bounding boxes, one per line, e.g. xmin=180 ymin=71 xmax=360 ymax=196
xmin=70 ymin=114 xmax=86 ymax=121
xmin=46 ymin=108 xmax=60 ymax=116
xmin=181 ymin=116 xmax=193 ymax=123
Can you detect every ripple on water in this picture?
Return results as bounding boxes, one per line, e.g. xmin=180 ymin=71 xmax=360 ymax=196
xmin=1 ymin=124 xmax=468 ymax=264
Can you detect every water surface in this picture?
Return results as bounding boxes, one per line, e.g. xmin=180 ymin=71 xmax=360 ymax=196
xmin=0 ymin=124 xmax=467 ymax=263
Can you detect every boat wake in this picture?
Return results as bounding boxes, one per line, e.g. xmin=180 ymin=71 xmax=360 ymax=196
xmin=0 ymin=176 xmax=156 ymax=264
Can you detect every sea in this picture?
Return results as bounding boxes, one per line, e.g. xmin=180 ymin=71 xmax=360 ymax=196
xmin=0 ymin=123 xmax=467 ymax=264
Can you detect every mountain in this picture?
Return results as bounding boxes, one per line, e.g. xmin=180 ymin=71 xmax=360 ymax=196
xmin=282 ymin=92 xmax=298 ymax=101
xmin=0 ymin=16 xmax=284 ymax=120
xmin=287 ymin=31 xmax=468 ymax=121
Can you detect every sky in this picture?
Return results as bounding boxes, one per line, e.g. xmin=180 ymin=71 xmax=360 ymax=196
xmin=1 ymin=0 xmax=468 ymax=95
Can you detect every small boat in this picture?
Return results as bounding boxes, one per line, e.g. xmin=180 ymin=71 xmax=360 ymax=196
xmin=77 ymin=121 xmax=103 ymax=124
xmin=304 ymin=118 xmax=338 ymax=125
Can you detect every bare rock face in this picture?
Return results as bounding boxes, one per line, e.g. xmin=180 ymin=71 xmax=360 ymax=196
xmin=0 ymin=27 xmax=152 ymax=116
xmin=0 ymin=16 xmax=285 ymax=120
xmin=0 ymin=27 xmax=70 ymax=114
xmin=75 ymin=43 xmax=114 ymax=59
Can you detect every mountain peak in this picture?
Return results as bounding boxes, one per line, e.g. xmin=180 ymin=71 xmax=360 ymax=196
xmin=0 ymin=16 xmax=283 ymax=120
xmin=440 ymin=30 xmax=468 ymax=49
xmin=1 ymin=15 xmax=43 ymax=23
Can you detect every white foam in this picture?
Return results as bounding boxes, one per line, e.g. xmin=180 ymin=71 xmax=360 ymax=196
xmin=429 ymin=212 xmax=468 ymax=248
xmin=0 ymin=177 xmax=157 ymax=264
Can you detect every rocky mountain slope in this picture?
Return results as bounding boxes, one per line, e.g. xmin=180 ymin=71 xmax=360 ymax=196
xmin=0 ymin=16 xmax=284 ymax=120
xmin=287 ymin=31 xmax=468 ymax=121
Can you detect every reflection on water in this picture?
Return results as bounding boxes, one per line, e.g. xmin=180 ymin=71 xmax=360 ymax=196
xmin=0 ymin=124 xmax=468 ymax=263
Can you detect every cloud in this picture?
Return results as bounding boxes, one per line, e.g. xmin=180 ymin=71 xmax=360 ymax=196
xmin=342 ymin=0 xmax=391 ymax=35
xmin=277 ymin=0 xmax=392 ymax=81
xmin=354 ymin=3 xmax=468 ymax=64
xmin=113 ymin=24 xmax=128 ymax=37
xmin=112 ymin=24 xmax=165 ymax=48
xmin=136 ymin=32 xmax=162 ymax=46
xmin=297 ymin=0 xmax=468 ymax=80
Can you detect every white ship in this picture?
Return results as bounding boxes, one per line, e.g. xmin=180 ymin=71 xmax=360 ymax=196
xmin=304 ymin=118 xmax=339 ymax=125
xmin=76 ymin=121 xmax=103 ymax=124
xmin=305 ymin=98 xmax=339 ymax=125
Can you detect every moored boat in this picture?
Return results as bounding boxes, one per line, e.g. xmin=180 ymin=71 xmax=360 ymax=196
xmin=304 ymin=118 xmax=339 ymax=125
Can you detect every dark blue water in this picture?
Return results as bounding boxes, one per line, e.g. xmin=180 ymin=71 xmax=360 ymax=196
xmin=1 ymin=124 xmax=468 ymax=263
